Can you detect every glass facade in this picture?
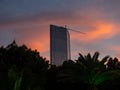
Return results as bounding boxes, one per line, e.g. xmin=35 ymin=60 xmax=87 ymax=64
xmin=50 ymin=25 xmax=71 ymax=66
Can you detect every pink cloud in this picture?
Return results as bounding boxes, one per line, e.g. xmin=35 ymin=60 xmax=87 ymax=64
xmin=0 ymin=9 xmax=120 ymax=60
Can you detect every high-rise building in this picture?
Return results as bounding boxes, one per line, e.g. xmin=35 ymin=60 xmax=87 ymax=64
xmin=50 ymin=24 xmax=71 ymax=66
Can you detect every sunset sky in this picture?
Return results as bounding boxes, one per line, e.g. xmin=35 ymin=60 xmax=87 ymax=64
xmin=0 ymin=0 xmax=120 ymax=61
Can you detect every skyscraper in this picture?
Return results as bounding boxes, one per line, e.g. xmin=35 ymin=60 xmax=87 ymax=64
xmin=50 ymin=24 xmax=71 ymax=66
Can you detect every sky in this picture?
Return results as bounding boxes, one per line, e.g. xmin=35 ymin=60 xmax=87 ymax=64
xmin=0 ymin=0 xmax=120 ymax=61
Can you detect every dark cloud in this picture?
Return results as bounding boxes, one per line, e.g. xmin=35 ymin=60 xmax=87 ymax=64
xmin=0 ymin=0 xmax=105 ymax=21
xmin=0 ymin=0 xmax=120 ymax=59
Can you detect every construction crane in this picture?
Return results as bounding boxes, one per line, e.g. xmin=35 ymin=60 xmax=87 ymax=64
xmin=50 ymin=24 xmax=85 ymax=34
xmin=64 ymin=25 xmax=86 ymax=34
xmin=67 ymin=28 xmax=85 ymax=34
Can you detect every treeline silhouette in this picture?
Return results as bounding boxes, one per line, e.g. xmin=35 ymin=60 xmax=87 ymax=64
xmin=0 ymin=41 xmax=120 ymax=90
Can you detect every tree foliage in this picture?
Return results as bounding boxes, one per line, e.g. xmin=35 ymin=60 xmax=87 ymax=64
xmin=0 ymin=41 xmax=49 ymax=90
xmin=0 ymin=41 xmax=120 ymax=90
xmin=51 ymin=52 xmax=120 ymax=90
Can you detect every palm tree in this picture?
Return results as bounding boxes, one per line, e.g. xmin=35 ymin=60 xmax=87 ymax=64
xmin=107 ymin=57 xmax=120 ymax=70
xmin=56 ymin=52 xmax=120 ymax=90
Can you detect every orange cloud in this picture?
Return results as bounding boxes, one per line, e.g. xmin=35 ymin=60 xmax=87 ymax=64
xmin=27 ymin=40 xmax=49 ymax=52
xmin=88 ymin=22 xmax=115 ymax=40
xmin=10 ymin=25 xmax=50 ymax=54
xmin=70 ymin=21 xmax=117 ymax=44
xmin=1 ymin=10 xmax=120 ymax=60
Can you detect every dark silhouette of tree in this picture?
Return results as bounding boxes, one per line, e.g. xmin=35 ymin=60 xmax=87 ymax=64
xmin=45 ymin=65 xmax=58 ymax=90
xmin=1 ymin=41 xmax=120 ymax=90
xmin=54 ymin=52 xmax=120 ymax=90
xmin=0 ymin=41 xmax=49 ymax=90
xmin=107 ymin=57 xmax=120 ymax=70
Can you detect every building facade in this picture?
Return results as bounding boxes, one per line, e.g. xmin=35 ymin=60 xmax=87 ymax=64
xmin=50 ymin=25 xmax=71 ymax=66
